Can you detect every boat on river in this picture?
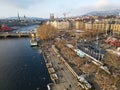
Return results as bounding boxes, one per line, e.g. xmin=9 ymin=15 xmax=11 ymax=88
xmin=30 ymin=39 xmax=38 ymax=47
xmin=0 ymin=24 xmax=13 ymax=32
xmin=30 ymin=33 xmax=38 ymax=47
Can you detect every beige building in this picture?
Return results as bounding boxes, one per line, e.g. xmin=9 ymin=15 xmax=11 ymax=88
xmin=111 ymin=24 xmax=120 ymax=36
xmin=50 ymin=20 xmax=71 ymax=30
xmin=47 ymin=18 xmax=120 ymax=36
xmin=85 ymin=22 xmax=110 ymax=34
xmin=85 ymin=22 xmax=92 ymax=30
xmin=75 ymin=20 xmax=85 ymax=30
xmin=75 ymin=20 xmax=81 ymax=29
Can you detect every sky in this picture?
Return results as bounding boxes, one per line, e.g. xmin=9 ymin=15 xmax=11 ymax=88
xmin=0 ymin=0 xmax=120 ymax=18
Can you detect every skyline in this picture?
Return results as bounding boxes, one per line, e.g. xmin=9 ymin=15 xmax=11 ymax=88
xmin=0 ymin=0 xmax=120 ymax=18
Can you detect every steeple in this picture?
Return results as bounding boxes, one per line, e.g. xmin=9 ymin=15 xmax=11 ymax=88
xmin=18 ymin=13 xmax=20 ymax=22
xmin=24 ymin=15 xmax=26 ymax=22
xmin=50 ymin=13 xmax=54 ymax=21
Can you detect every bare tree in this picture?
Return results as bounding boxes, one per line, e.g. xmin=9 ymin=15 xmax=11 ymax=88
xmin=37 ymin=24 xmax=57 ymax=40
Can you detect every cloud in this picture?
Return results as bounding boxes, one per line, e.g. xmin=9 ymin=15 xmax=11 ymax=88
xmin=82 ymin=0 xmax=119 ymax=10
xmin=95 ymin=0 xmax=109 ymax=7
xmin=0 ymin=0 xmax=120 ymax=18
xmin=94 ymin=0 xmax=120 ymax=10
xmin=70 ymin=0 xmax=120 ymax=16
xmin=0 ymin=0 xmax=43 ymax=9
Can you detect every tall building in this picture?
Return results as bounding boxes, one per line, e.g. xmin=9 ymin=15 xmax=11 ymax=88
xmin=24 ymin=15 xmax=27 ymax=22
xmin=17 ymin=13 xmax=21 ymax=22
xmin=50 ymin=13 xmax=54 ymax=21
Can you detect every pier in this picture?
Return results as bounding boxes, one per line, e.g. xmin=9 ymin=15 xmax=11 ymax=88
xmin=0 ymin=32 xmax=33 ymax=38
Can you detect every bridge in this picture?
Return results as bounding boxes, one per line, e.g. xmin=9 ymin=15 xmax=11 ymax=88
xmin=0 ymin=32 xmax=34 ymax=38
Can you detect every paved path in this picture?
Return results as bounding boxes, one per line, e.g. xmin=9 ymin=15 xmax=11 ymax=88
xmin=47 ymin=48 xmax=81 ymax=90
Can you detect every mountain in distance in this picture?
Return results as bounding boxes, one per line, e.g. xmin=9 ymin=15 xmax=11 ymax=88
xmin=84 ymin=9 xmax=120 ymax=16
xmin=7 ymin=17 xmax=47 ymax=20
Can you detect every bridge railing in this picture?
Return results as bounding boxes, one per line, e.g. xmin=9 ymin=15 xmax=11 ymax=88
xmin=0 ymin=32 xmax=34 ymax=38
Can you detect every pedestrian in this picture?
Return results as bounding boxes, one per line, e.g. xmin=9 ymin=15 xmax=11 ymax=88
xmin=69 ymin=84 xmax=71 ymax=88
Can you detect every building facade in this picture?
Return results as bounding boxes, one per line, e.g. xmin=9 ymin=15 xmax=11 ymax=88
xmin=50 ymin=20 xmax=72 ymax=30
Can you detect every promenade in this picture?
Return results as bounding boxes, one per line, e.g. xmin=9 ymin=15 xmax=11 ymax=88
xmin=41 ymin=42 xmax=81 ymax=90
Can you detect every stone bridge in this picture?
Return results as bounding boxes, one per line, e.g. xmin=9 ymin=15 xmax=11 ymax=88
xmin=0 ymin=32 xmax=34 ymax=38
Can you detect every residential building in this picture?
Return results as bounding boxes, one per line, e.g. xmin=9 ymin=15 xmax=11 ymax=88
xmin=50 ymin=20 xmax=72 ymax=30
xmin=111 ymin=24 xmax=120 ymax=36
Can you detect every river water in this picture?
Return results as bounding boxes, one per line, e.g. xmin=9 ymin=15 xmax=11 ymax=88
xmin=12 ymin=25 xmax=39 ymax=33
xmin=0 ymin=26 xmax=51 ymax=90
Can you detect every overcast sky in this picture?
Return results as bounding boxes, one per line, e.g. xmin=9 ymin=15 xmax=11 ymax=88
xmin=0 ymin=0 xmax=119 ymax=18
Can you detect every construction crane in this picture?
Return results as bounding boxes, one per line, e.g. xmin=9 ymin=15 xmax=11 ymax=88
xmin=63 ymin=12 xmax=70 ymax=21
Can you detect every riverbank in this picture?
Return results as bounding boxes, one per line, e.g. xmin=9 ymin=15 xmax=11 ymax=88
xmin=37 ymin=23 xmax=119 ymax=90
xmin=40 ymin=40 xmax=82 ymax=90
xmin=39 ymin=37 xmax=119 ymax=90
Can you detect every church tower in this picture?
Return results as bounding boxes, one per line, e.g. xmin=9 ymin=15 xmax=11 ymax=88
xmin=18 ymin=13 xmax=21 ymax=22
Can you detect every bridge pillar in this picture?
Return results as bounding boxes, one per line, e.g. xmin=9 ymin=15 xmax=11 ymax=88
xmin=18 ymin=34 xmax=21 ymax=38
xmin=4 ymin=34 xmax=8 ymax=38
xmin=4 ymin=35 xmax=7 ymax=38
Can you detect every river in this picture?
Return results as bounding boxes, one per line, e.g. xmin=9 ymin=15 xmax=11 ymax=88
xmin=12 ymin=25 xmax=39 ymax=33
xmin=0 ymin=26 xmax=51 ymax=90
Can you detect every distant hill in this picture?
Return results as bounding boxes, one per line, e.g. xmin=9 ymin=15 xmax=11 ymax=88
xmin=84 ymin=9 xmax=120 ymax=16
xmin=7 ymin=17 xmax=47 ymax=20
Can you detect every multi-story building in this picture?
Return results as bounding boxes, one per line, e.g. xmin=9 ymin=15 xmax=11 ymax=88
xmin=47 ymin=15 xmax=120 ymax=36
xmin=49 ymin=20 xmax=72 ymax=30
xmin=75 ymin=20 xmax=80 ymax=29
xmin=75 ymin=20 xmax=85 ymax=30
xmin=85 ymin=22 xmax=92 ymax=30
xmin=111 ymin=24 xmax=120 ymax=36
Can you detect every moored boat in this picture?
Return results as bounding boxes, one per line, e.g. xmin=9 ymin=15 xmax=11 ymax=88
xmin=30 ymin=33 xmax=38 ymax=47
xmin=30 ymin=39 xmax=38 ymax=47
xmin=0 ymin=24 xmax=13 ymax=32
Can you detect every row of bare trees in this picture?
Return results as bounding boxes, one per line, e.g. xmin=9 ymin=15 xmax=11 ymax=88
xmin=103 ymin=52 xmax=120 ymax=89
xmin=55 ymin=41 xmax=83 ymax=67
xmin=55 ymin=40 xmax=120 ymax=90
xmin=79 ymin=28 xmax=105 ymax=39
